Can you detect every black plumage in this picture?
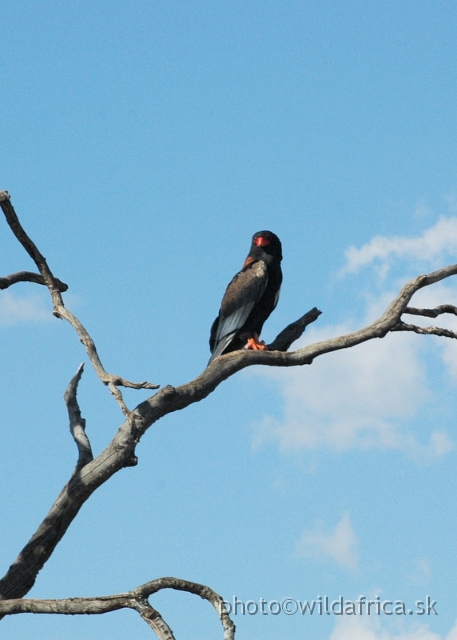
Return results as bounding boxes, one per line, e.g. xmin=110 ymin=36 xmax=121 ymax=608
xmin=208 ymin=230 xmax=283 ymax=364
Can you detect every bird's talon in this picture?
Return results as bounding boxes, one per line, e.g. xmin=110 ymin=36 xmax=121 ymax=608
xmin=245 ymin=337 xmax=267 ymax=351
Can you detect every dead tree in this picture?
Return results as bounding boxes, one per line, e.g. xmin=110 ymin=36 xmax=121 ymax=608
xmin=1 ymin=191 xmax=456 ymax=638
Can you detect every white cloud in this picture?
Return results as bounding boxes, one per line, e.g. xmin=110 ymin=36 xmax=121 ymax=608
xmin=0 ymin=291 xmax=51 ymax=325
xmin=330 ymin=616 xmax=457 ymax=640
xmin=399 ymin=281 xmax=457 ymax=386
xmin=253 ymin=218 xmax=457 ymax=460
xmin=254 ymin=321 xmax=453 ymax=460
xmin=296 ymin=512 xmax=358 ymax=570
xmin=341 ymin=217 xmax=457 ymax=275
xmin=408 ymin=282 xmax=457 ymax=384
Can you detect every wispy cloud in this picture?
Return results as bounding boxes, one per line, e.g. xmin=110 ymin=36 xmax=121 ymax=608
xmin=296 ymin=512 xmax=358 ymax=570
xmin=341 ymin=217 xmax=457 ymax=275
xmin=253 ymin=218 xmax=457 ymax=461
xmin=0 ymin=291 xmax=51 ymax=325
xmin=406 ymin=282 xmax=457 ymax=384
xmin=330 ymin=616 xmax=457 ymax=640
xmin=254 ymin=321 xmax=453 ymax=460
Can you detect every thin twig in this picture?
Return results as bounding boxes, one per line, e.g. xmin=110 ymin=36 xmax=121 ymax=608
xmin=0 ymin=191 xmax=159 ymax=420
xmin=64 ymin=364 xmax=93 ymax=471
xmin=267 ymin=307 xmax=321 ymax=351
xmin=404 ymin=304 xmax=457 ymax=318
xmin=0 ymin=271 xmax=68 ymax=291
xmin=393 ymin=321 xmax=457 ymax=340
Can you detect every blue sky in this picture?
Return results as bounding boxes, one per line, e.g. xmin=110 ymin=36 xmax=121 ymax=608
xmin=1 ymin=1 xmax=457 ymax=638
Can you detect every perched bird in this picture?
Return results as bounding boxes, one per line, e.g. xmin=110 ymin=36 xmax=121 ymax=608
xmin=208 ymin=230 xmax=283 ymax=364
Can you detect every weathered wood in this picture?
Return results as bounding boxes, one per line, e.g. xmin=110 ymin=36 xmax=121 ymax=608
xmin=1 ymin=191 xmax=457 ymax=637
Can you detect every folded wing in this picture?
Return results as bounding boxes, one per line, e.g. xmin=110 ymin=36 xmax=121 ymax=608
xmin=209 ymin=260 xmax=268 ymax=363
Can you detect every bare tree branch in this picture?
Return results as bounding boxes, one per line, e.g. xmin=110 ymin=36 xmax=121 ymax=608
xmin=267 ymin=307 xmax=321 ymax=351
xmin=0 ymin=271 xmax=68 ymax=291
xmin=0 ymin=577 xmax=235 ymax=640
xmin=393 ymin=321 xmax=457 ymax=340
xmin=2 ymin=253 xmax=457 ymax=603
xmin=136 ymin=577 xmax=236 ymax=640
xmin=2 ymin=193 xmax=457 ymax=636
xmin=0 ymin=191 xmax=159 ymax=420
xmin=130 ymin=600 xmax=177 ymax=639
xmin=64 ymin=363 xmax=93 ymax=471
xmin=404 ymin=304 xmax=457 ymax=318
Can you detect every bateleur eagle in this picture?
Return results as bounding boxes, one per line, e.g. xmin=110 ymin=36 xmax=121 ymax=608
xmin=208 ymin=230 xmax=283 ymax=364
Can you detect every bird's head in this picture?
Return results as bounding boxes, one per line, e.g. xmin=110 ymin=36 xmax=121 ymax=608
xmin=251 ymin=231 xmax=283 ymax=261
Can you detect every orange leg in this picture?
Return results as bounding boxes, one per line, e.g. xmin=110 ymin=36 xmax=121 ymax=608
xmin=244 ymin=333 xmax=267 ymax=351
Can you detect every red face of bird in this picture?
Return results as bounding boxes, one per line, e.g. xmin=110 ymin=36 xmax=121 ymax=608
xmin=251 ymin=231 xmax=283 ymax=260
xmin=242 ymin=232 xmax=282 ymax=269
xmin=254 ymin=235 xmax=270 ymax=247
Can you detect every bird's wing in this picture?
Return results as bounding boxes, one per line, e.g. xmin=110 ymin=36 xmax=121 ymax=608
xmin=209 ymin=260 xmax=268 ymax=361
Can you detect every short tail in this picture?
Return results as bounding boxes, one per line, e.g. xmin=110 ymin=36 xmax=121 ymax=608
xmin=207 ymin=333 xmax=236 ymax=365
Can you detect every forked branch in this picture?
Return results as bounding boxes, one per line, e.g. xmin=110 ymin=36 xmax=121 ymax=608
xmin=0 ymin=191 xmax=158 ymax=420
xmin=2 ymin=192 xmax=457 ymax=637
xmin=0 ymin=577 xmax=235 ymax=640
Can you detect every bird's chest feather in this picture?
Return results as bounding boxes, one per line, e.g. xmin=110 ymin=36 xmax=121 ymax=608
xmin=243 ymin=261 xmax=282 ymax=331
